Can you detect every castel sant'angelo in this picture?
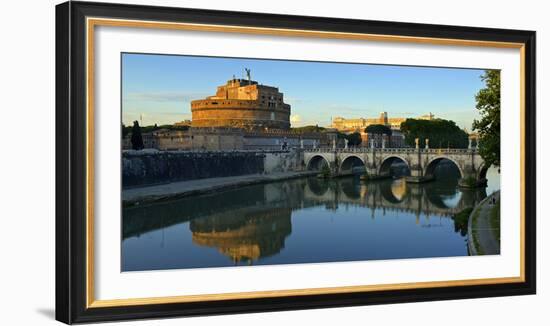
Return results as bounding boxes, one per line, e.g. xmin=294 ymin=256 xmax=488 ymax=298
xmin=191 ymin=69 xmax=291 ymax=130
xmin=124 ymin=69 xmax=333 ymax=151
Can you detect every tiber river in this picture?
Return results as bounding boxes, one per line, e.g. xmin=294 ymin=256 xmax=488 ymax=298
xmin=122 ymin=163 xmax=500 ymax=272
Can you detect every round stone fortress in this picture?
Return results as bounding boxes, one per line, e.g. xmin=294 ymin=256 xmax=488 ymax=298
xmin=191 ymin=73 xmax=291 ymax=130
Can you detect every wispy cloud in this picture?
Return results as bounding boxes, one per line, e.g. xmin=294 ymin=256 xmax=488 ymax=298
xmin=321 ymin=104 xmax=435 ymax=118
xmin=321 ymin=104 xmax=374 ymax=116
xmin=124 ymin=91 xmax=209 ymax=103
xmin=124 ymin=110 xmax=190 ymax=116
xmin=122 ymin=112 xmax=190 ymax=126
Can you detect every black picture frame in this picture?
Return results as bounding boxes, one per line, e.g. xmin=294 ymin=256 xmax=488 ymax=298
xmin=56 ymin=1 xmax=536 ymax=324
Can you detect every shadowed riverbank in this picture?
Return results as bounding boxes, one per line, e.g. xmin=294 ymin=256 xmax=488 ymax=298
xmin=123 ymin=171 xmax=317 ymax=206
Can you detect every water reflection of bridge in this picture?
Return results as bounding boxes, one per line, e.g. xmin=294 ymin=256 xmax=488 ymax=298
xmin=303 ymin=178 xmax=487 ymax=217
xmin=123 ymin=176 xmax=486 ymax=264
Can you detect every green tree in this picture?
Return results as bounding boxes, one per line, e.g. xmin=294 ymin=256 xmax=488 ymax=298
xmin=365 ymin=124 xmax=392 ymax=147
xmin=336 ymin=132 xmax=347 ymax=139
xmin=400 ymin=118 xmax=468 ymax=148
xmin=472 ymin=70 xmax=500 ymax=167
xmin=345 ymin=132 xmax=362 ymax=147
xmin=130 ymin=120 xmax=144 ymax=150
xmin=365 ymin=124 xmax=392 ymax=136
xmin=291 ymin=125 xmax=326 ymax=133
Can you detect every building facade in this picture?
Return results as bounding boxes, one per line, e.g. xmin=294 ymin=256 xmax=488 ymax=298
xmin=122 ymin=127 xmax=332 ymax=151
xmin=191 ymin=76 xmax=291 ymax=130
xmin=331 ymin=112 xmax=407 ymax=132
xmin=331 ymin=112 xmax=437 ymax=148
xmin=331 ymin=111 xmax=435 ymax=133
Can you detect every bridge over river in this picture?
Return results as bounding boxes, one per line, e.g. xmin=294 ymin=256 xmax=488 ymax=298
xmin=304 ymin=147 xmax=488 ymax=187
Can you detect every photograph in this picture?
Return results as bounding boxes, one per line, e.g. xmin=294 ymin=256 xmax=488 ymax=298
xmin=51 ymin=1 xmax=537 ymax=323
xmin=120 ymin=54 xmax=501 ymax=272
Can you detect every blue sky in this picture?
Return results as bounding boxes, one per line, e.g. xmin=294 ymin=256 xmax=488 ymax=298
xmin=122 ymin=53 xmax=488 ymax=130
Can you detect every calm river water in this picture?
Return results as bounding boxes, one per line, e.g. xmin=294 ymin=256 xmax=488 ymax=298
xmin=122 ymin=166 xmax=500 ymax=271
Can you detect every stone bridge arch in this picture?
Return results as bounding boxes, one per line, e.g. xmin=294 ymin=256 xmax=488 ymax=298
xmin=305 ymin=154 xmax=331 ymax=171
xmin=424 ymin=156 xmax=464 ymax=179
xmin=339 ymin=155 xmax=367 ymax=175
xmin=378 ymin=155 xmax=411 ymax=177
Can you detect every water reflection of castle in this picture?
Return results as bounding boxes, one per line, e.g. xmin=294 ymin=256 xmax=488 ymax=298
xmin=190 ymin=208 xmax=292 ymax=264
xmin=123 ymin=177 xmax=487 ymax=264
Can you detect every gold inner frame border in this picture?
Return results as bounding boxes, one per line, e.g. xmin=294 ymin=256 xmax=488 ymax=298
xmin=85 ymin=17 xmax=526 ymax=309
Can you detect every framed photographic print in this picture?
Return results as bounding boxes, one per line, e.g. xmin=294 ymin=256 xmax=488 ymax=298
xmin=55 ymin=1 xmax=536 ymax=324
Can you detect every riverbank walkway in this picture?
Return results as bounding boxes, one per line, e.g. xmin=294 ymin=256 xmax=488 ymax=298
xmin=123 ymin=171 xmax=317 ymax=205
xmin=468 ymin=190 xmax=500 ymax=255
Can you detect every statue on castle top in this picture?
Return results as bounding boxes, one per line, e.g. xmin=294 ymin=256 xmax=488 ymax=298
xmin=245 ymin=68 xmax=251 ymax=83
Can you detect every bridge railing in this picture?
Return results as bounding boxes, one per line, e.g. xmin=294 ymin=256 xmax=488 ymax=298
xmin=304 ymin=147 xmax=476 ymax=154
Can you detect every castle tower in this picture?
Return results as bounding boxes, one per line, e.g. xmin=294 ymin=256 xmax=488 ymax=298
xmin=190 ymin=74 xmax=291 ymax=130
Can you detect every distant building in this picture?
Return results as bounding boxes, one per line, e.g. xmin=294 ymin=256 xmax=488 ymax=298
xmin=331 ymin=117 xmax=369 ymax=131
xmin=174 ymin=120 xmax=192 ymax=127
xmin=331 ymin=111 xmax=436 ymax=133
xmin=190 ymin=72 xmax=291 ymax=130
xmin=468 ymin=131 xmax=479 ymax=148
xmin=418 ymin=112 xmax=435 ymax=120
xmin=331 ymin=112 xmax=407 ymax=132
xmin=331 ymin=112 xmax=438 ymax=148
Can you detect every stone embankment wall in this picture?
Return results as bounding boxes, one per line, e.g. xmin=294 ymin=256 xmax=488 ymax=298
xmin=264 ymin=150 xmax=304 ymax=173
xmin=122 ymin=149 xmax=303 ymax=188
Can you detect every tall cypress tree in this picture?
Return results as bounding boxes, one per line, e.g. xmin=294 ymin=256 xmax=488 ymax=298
xmin=131 ymin=120 xmax=144 ymax=150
